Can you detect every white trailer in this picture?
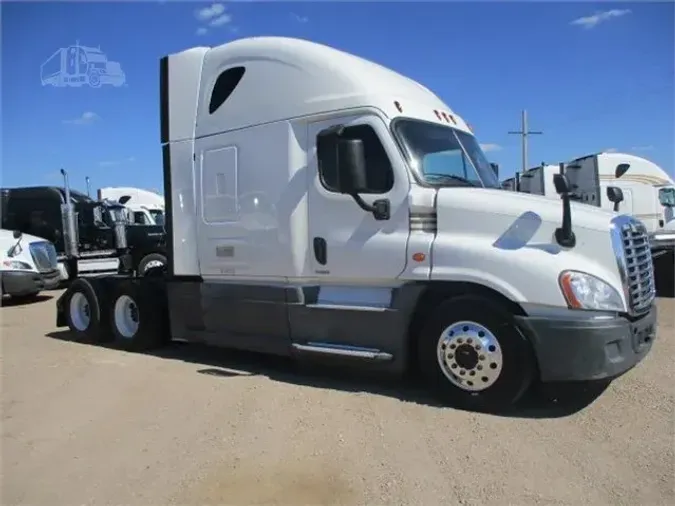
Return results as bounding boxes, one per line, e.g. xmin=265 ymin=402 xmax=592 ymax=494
xmin=55 ymin=37 xmax=657 ymax=413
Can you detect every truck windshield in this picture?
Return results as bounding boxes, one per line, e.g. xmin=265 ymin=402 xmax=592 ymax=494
xmin=659 ymin=187 xmax=675 ymax=207
xmin=392 ymin=119 xmax=500 ymax=189
xmin=104 ymin=206 xmax=128 ymax=225
xmin=150 ymin=210 xmax=165 ymax=226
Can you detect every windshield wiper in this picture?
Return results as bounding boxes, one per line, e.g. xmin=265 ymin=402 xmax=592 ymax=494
xmin=424 ymin=173 xmax=477 ymax=187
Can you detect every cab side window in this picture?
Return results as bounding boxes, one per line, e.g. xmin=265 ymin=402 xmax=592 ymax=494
xmin=134 ymin=211 xmax=149 ymax=225
xmin=317 ymin=124 xmax=394 ymax=194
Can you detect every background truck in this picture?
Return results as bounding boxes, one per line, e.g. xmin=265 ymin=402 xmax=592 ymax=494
xmin=1 ymin=172 xmax=167 ymax=280
xmin=1 ymin=229 xmax=59 ymax=301
xmin=41 ymin=42 xmax=125 ymax=88
xmin=501 ymin=153 xmax=675 ymax=291
xmin=56 ymin=36 xmax=657 ymax=413
xmin=98 ymin=187 xmax=165 ymax=226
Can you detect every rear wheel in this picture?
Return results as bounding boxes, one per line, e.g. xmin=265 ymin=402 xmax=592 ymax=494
xmin=417 ymin=295 xmax=535 ymax=412
xmin=64 ymin=278 xmax=110 ymax=342
xmin=109 ymin=280 xmax=167 ymax=351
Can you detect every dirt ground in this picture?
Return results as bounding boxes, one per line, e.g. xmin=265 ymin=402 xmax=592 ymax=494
xmin=1 ymin=290 xmax=673 ymax=506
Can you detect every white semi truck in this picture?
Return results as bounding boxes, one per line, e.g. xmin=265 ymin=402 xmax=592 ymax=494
xmin=1 ymin=229 xmax=60 ymax=300
xmin=98 ymin=187 xmax=165 ymax=226
xmin=502 ymin=153 xmax=675 ymax=258
xmin=55 ymin=37 xmax=657 ymax=412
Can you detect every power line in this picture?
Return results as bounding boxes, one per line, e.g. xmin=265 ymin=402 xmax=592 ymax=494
xmin=508 ymin=109 xmax=543 ymax=174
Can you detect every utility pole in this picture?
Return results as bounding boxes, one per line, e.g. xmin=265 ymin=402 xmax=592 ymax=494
xmin=508 ymin=109 xmax=543 ymax=174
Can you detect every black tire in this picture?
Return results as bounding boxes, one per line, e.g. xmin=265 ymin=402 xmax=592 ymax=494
xmin=64 ymin=278 xmax=111 ymax=342
xmin=137 ymin=253 xmax=167 ymax=276
xmin=417 ymin=295 xmax=535 ymax=412
xmin=109 ymin=280 xmax=167 ymax=351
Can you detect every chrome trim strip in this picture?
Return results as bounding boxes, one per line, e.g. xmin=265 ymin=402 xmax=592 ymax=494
xmin=291 ymin=342 xmax=393 ymax=361
xmin=305 ymin=304 xmax=389 ymax=312
xmin=410 ymin=210 xmax=437 ymax=233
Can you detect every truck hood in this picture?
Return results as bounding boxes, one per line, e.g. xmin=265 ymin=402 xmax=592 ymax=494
xmin=436 ymin=187 xmax=615 ymax=234
xmin=430 ymin=187 xmax=624 ymax=307
xmin=124 ymin=225 xmax=166 ymax=247
xmin=0 ymin=230 xmax=52 ymax=245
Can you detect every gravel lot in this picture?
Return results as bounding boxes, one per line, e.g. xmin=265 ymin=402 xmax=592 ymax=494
xmin=1 ymin=290 xmax=673 ymax=506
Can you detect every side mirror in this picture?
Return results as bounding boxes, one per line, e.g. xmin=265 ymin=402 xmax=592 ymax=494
xmin=489 ymin=162 xmax=499 ymax=179
xmin=553 ymin=173 xmax=570 ymax=195
xmin=12 ymin=230 xmax=22 ymax=239
xmin=607 ymin=186 xmax=624 ymax=212
xmin=336 ymin=138 xmax=368 ymax=194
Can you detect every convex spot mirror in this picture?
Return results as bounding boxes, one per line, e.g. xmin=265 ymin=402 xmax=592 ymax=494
xmin=553 ymin=173 xmax=571 ymax=195
xmin=607 ymin=186 xmax=624 ymax=204
xmin=607 ymin=186 xmax=624 ymax=212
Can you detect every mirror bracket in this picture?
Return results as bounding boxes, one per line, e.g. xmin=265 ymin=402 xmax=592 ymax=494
xmin=351 ymin=194 xmax=390 ymax=220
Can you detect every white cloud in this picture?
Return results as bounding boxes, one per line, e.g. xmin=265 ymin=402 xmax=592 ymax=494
xmin=480 ymin=143 xmax=502 ymax=152
xmin=194 ymin=3 xmax=233 ymax=34
xmin=99 ymin=156 xmax=135 ymax=167
xmin=195 ymin=3 xmax=225 ymax=22
xmin=631 ymin=145 xmax=654 ymax=151
xmin=291 ymin=13 xmax=309 ymax=23
xmin=63 ymin=111 xmax=99 ymax=125
xmin=209 ymin=13 xmax=232 ymax=27
xmin=570 ymin=9 xmax=631 ymax=29
xmin=605 ymin=147 xmax=618 ymax=153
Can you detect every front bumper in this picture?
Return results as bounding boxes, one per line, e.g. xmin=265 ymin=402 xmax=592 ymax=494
xmin=650 ymin=232 xmax=675 ymax=254
xmin=1 ymin=270 xmax=45 ymax=296
xmin=515 ymin=304 xmax=657 ymax=383
xmin=42 ymin=269 xmax=62 ymax=289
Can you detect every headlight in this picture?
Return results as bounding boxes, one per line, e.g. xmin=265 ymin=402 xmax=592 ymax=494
xmin=559 ymin=270 xmax=624 ymax=312
xmin=2 ymin=260 xmax=33 ymax=270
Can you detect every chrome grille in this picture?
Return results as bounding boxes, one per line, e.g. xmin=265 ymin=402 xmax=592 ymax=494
xmin=611 ymin=216 xmax=655 ymax=314
xmin=410 ymin=211 xmax=437 ymax=233
xmin=29 ymin=241 xmax=58 ymax=273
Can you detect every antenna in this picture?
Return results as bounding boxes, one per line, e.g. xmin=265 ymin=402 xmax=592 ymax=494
xmin=508 ymin=110 xmax=543 ymax=174
xmin=85 ymin=176 xmax=91 ymax=197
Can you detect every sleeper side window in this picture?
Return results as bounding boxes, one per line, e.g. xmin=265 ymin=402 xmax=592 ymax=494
xmin=317 ymin=124 xmax=394 ymax=194
xmin=209 ymin=67 xmax=246 ymax=114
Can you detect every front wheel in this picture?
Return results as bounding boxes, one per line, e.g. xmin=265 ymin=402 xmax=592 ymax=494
xmin=417 ymin=295 xmax=536 ymax=412
xmin=137 ymin=253 xmax=167 ymax=276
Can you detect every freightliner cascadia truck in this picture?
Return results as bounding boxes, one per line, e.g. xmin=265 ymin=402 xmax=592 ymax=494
xmin=55 ymin=37 xmax=658 ymax=412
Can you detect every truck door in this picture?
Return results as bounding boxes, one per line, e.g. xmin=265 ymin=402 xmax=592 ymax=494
xmin=307 ymin=114 xmax=410 ymax=282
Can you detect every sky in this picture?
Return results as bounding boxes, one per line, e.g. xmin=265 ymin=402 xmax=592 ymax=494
xmin=1 ymin=0 xmax=674 ymax=195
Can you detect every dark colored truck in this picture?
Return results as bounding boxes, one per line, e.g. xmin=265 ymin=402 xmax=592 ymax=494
xmin=1 ymin=179 xmax=167 ymax=279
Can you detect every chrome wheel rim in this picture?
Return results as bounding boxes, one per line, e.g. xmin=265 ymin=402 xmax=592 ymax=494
xmin=143 ymin=260 xmax=163 ymax=272
xmin=114 ymin=295 xmax=139 ymax=339
xmin=437 ymin=320 xmax=504 ymax=392
xmin=69 ymin=292 xmax=90 ymax=331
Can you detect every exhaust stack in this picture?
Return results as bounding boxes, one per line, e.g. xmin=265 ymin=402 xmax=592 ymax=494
xmin=60 ymin=168 xmax=79 ymax=259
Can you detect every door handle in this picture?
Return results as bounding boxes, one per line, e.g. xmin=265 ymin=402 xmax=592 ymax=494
xmin=313 ymin=237 xmax=327 ymax=265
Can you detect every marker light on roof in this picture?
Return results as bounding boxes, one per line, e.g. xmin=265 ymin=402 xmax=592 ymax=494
xmin=394 ymin=101 xmax=403 ymax=113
